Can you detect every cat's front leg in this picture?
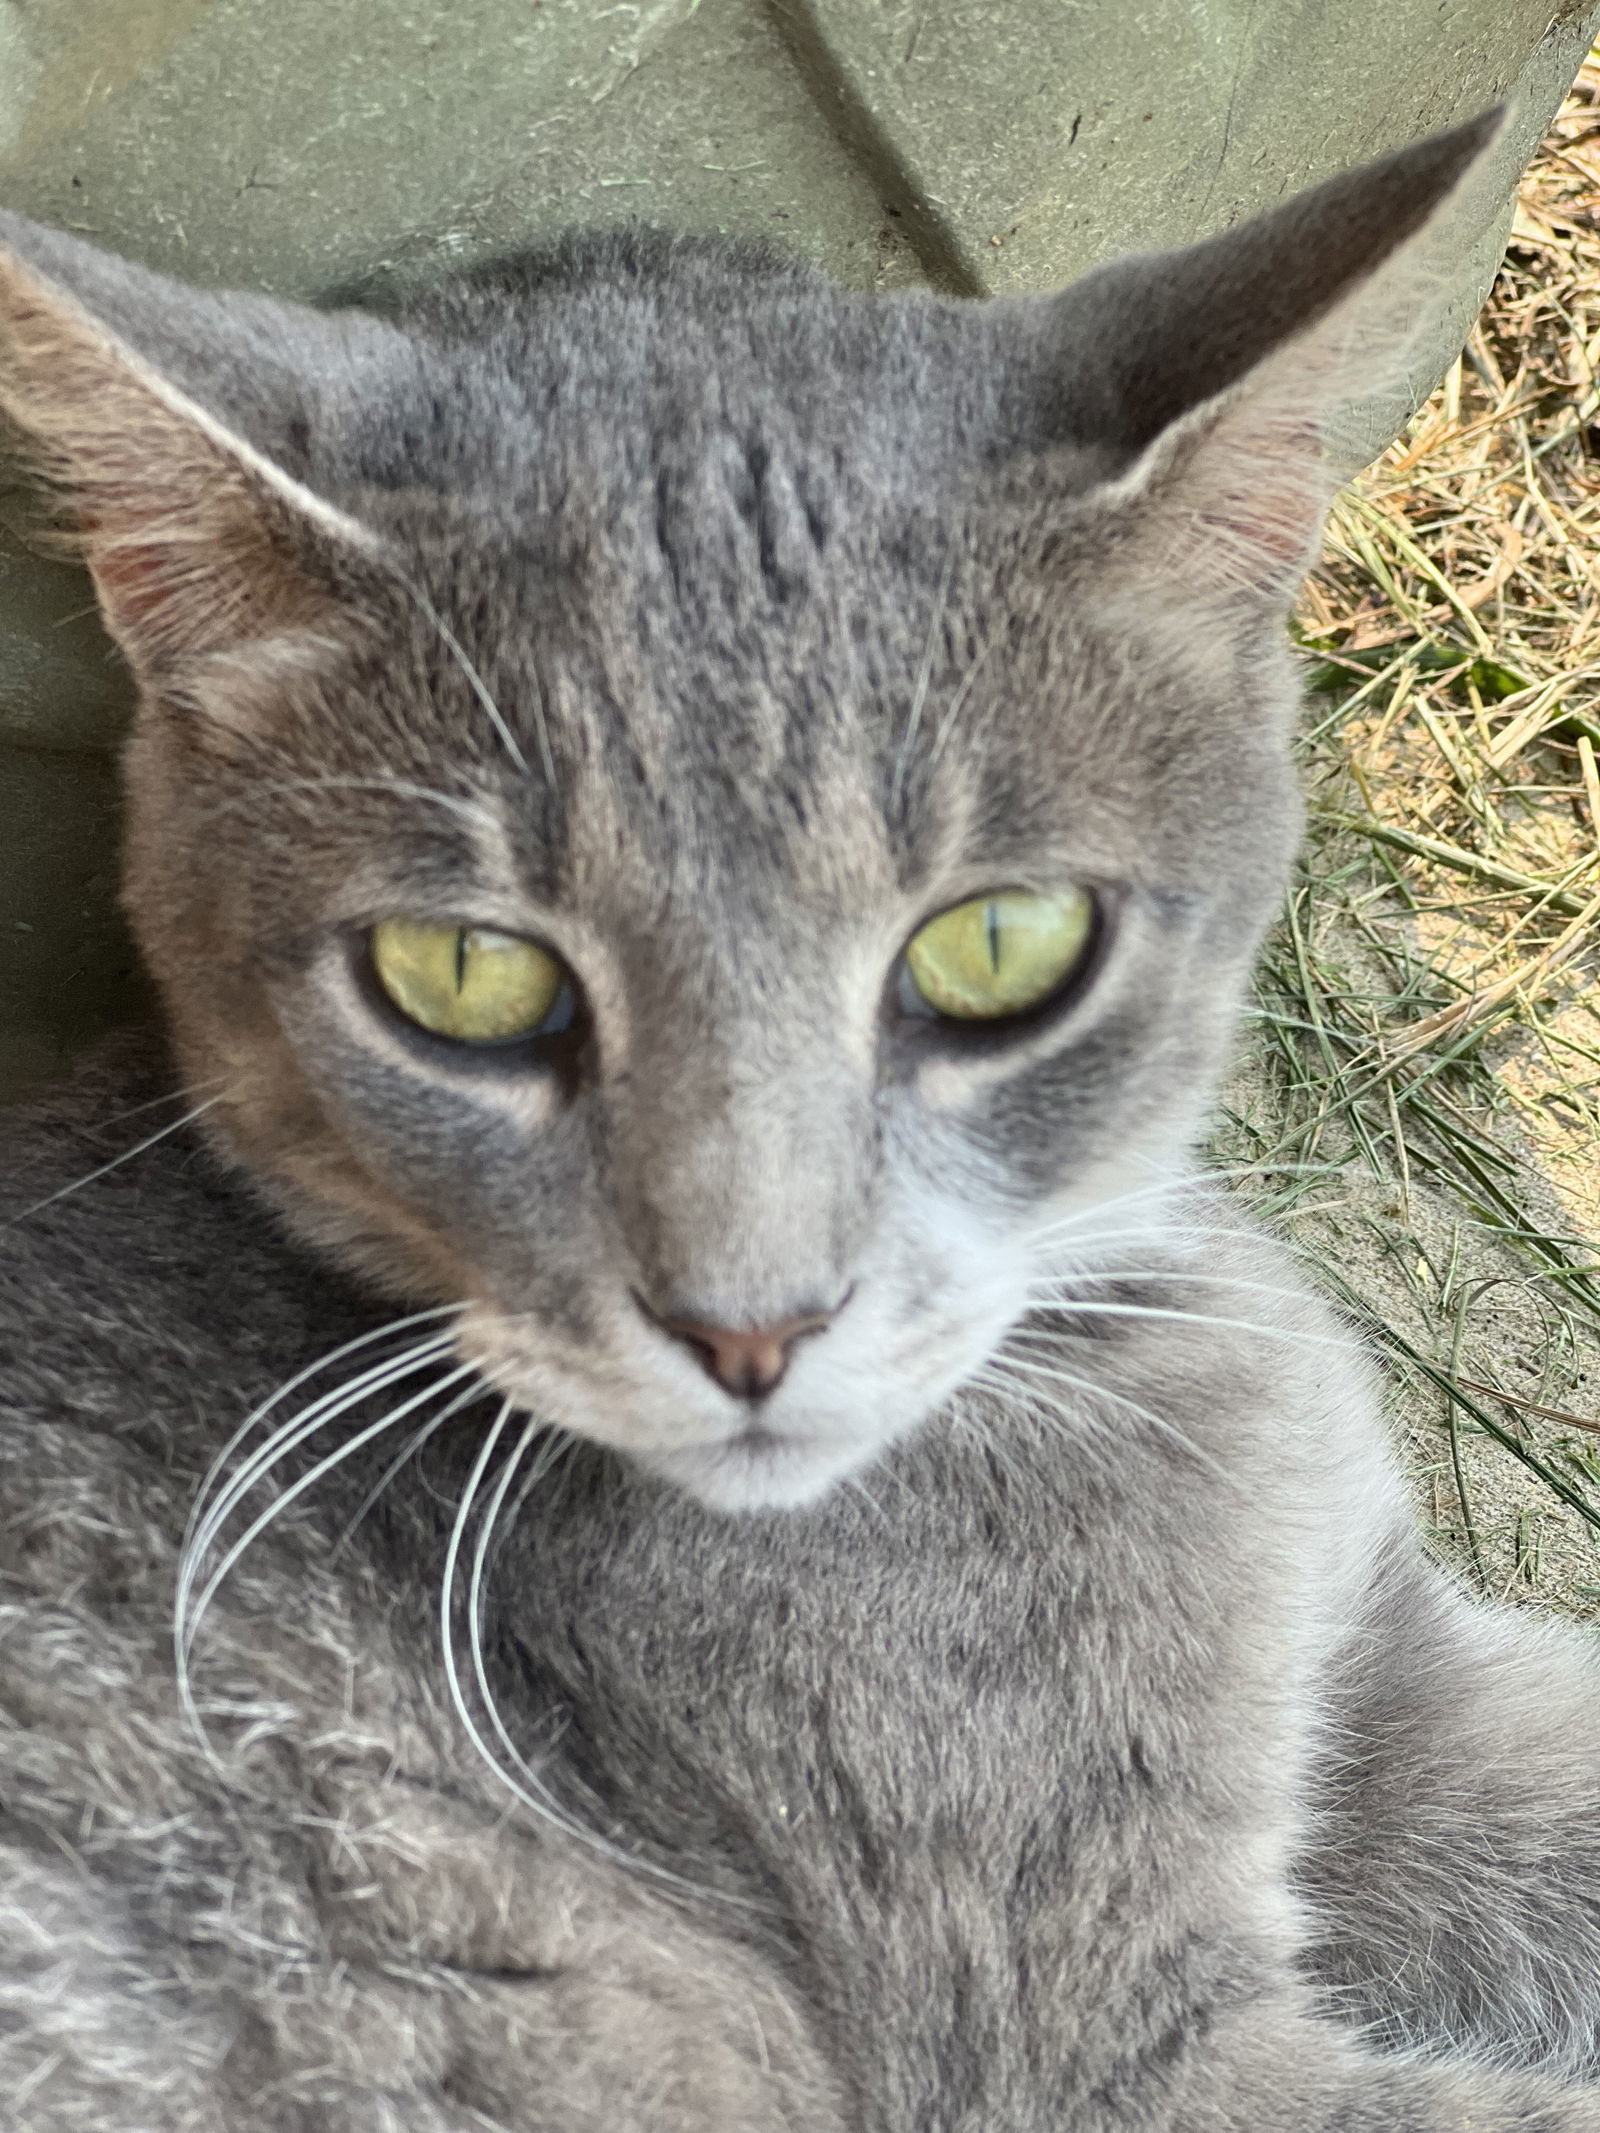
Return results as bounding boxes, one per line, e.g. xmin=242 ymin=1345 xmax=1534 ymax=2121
xmin=1295 ymin=1552 xmax=1600 ymax=2081
xmin=1117 ymin=1995 xmax=1600 ymax=2130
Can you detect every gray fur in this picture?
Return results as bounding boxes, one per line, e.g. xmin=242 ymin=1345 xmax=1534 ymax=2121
xmin=6 ymin=112 xmax=1600 ymax=2127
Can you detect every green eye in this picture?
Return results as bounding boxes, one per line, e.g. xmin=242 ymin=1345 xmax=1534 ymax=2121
xmin=369 ymin=918 xmax=568 ymax=1043
xmin=903 ymin=888 xmax=1094 ymax=1021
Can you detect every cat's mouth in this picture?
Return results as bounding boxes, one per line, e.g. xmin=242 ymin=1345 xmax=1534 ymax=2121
xmin=451 ymin=1295 xmax=874 ymax=1510
xmin=635 ymin=1420 xmax=872 ymax=1514
xmin=450 ymin=1206 xmax=1028 ymax=1513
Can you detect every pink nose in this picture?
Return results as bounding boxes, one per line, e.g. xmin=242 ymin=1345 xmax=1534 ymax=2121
xmin=655 ymin=1307 xmax=838 ymax=1398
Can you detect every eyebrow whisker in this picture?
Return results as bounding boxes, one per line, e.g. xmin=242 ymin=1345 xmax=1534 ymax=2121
xmin=890 ymin=541 xmax=956 ymax=813
xmin=398 ymin=574 xmax=555 ymax=786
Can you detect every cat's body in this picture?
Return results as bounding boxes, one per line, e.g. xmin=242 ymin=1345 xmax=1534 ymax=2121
xmin=12 ymin=1038 xmax=1600 ymax=2132
xmin=6 ymin=114 xmax=1600 ymax=2129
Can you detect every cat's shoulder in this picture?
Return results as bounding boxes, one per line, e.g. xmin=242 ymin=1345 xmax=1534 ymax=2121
xmin=0 ymin=1032 xmax=374 ymax=1445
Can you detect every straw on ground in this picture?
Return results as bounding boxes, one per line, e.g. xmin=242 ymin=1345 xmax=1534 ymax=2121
xmin=1221 ymin=53 xmax=1600 ymax=1612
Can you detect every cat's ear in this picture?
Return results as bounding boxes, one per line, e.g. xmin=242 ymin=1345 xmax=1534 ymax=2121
xmin=1037 ymin=109 xmax=1508 ymax=604
xmin=0 ymin=223 xmax=386 ymax=681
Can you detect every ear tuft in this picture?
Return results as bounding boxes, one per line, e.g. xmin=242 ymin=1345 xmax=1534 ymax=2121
xmin=1099 ymin=353 xmax=1348 ymax=602
xmin=0 ymin=246 xmax=380 ymax=677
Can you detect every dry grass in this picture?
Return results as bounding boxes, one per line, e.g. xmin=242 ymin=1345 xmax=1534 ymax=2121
xmin=1220 ymin=54 xmax=1600 ymax=1613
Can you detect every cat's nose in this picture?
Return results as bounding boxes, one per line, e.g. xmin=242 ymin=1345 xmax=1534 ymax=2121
xmin=647 ymin=1303 xmax=840 ymax=1398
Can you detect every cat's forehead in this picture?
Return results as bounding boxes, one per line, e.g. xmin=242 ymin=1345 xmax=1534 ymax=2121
xmin=341 ymin=243 xmax=1117 ymax=526
xmin=354 ymin=510 xmax=1233 ymax=954
xmin=95 ymin=229 xmax=1294 ymax=945
xmin=321 ymin=335 xmax=1259 ymax=951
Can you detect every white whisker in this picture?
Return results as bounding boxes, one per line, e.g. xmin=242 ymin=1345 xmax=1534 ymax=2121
xmin=440 ymin=1411 xmax=769 ymax=1908
xmin=1025 ymin=1174 xmax=1195 ymax=1233
xmin=946 ymin=1392 xmax=1035 ymax=1487
xmin=843 ymin=1472 xmax=891 ymax=1527
xmin=465 ymin=1419 xmax=583 ymax=1814
xmin=335 ymin=1378 xmax=487 ymax=1549
xmin=1018 ymin=1299 xmax=1356 ymax=1348
xmin=176 ymin=1333 xmax=461 ymax=1709
xmin=246 ymin=776 xmax=506 ymax=837
xmin=178 ymin=1361 xmax=479 ymax=1728
xmin=183 ymin=1308 xmax=459 ymax=1553
xmin=1031 ymin=1234 xmax=1283 ymax=1275
xmin=890 ymin=543 xmax=955 ymax=809
xmin=181 ymin=1365 xmax=473 ymax=1646
xmin=962 ymin=1367 xmax=1133 ymax=1469
xmin=1026 ymin=1269 xmax=1322 ymax=1311
xmin=981 ymin=1351 xmax=1221 ymax=1473
xmin=1033 ymin=1229 xmax=1334 ymax=1289
xmin=399 ymin=577 xmax=551 ymax=783
xmin=80 ymin=1077 xmax=230 ymax=1131
xmin=1134 ymin=1154 xmax=1343 ymax=1187
xmin=182 ymin=1332 xmax=458 ymax=1594
xmin=4 ymin=1093 xmax=231 ymax=1227
xmin=983 ymin=1346 xmax=1187 ymax=1437
xmin=922 ymin=635 xmax=995 ymax=777
xmin=1024 ymin=1160 xmax=1344 ymax=1255
xmin=440 ymin=1408 xmax=638 ymax=1864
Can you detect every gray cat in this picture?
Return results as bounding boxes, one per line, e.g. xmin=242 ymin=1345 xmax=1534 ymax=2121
xmin=2 ymin=107 xmax=1599 ymax=2131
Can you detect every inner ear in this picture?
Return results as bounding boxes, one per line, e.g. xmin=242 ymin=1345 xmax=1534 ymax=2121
xmin=0 ymin=246 xmax=380 ymax=678
xmin=1091 ymin=363 xmax=1341 ymax=604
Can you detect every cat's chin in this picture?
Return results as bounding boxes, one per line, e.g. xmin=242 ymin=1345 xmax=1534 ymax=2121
xmin=634 ymin=1425 xmax=882 ymax=1515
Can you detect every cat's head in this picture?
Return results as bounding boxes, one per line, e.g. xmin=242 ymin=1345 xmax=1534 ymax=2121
xmin=0 ymin=119 xmax=1499 ymax=1509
